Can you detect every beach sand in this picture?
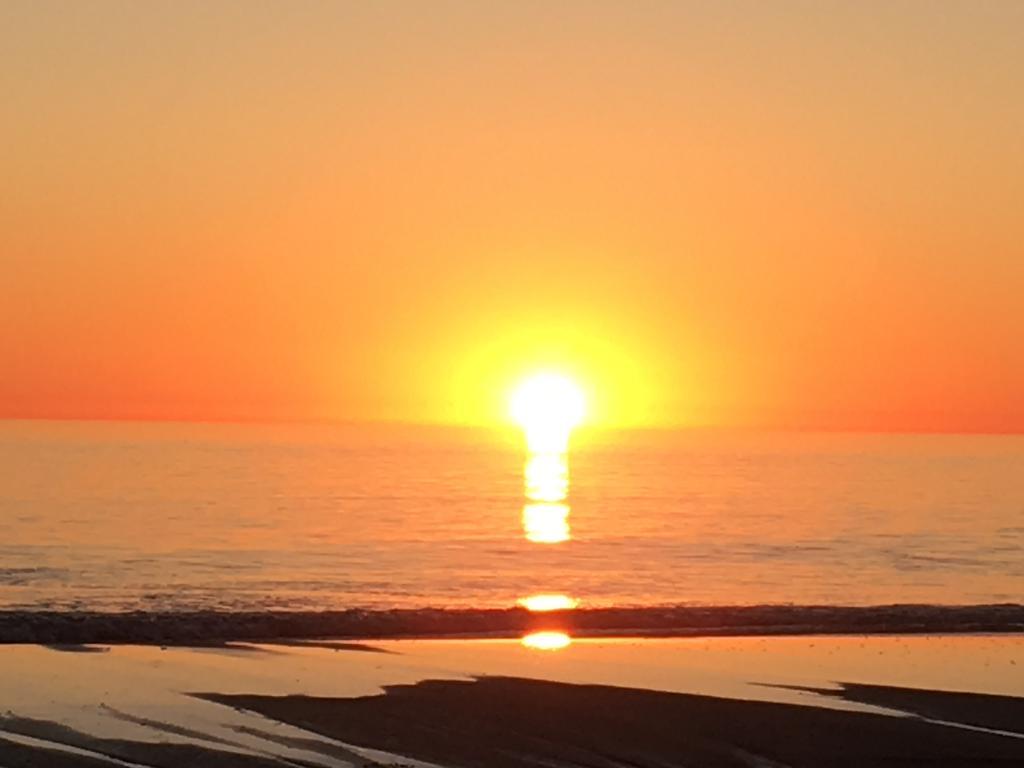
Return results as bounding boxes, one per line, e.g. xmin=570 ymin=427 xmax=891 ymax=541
xmin=0 ymin=635 xmax=1021 ymax=766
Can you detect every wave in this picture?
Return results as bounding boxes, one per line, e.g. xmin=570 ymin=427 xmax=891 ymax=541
xmin=0 ymin=603 xmax=1021 ymax=645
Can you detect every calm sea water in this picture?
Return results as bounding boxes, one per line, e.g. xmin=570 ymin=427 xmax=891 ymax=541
xmin=0 ymin=420 xmax=1021 ymax=612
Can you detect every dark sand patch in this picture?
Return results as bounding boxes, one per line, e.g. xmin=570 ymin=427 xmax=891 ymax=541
xmin=100 ymin=705 xmax=250 ymax=750
xmin=770 ymin=682 xmax=1024 ymax=735
xmin=260 ymin=639 xmax=395 ymax=654
xmin=0 ymin=716 xmax=310 ymax=768
xmin=175 ymin=641 xmax=285 ymax=655
xmin=44 ymin=645 xmax=111 ymax=654
xmin=0 ymin=735 xmax=120 ymax=767
xmin=198 ymin=676 xmax=1024 ymax=768
xmin=230 ymin=723 xmax=380 ymax=764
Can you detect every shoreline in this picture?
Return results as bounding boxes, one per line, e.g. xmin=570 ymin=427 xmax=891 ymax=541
xmin=2 ymin=603 xmax=1021 ymax=645
xmin=1 ymin=635 xmax=1021 ymax=767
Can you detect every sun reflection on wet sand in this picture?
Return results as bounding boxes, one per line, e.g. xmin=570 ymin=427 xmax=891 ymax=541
xmin=520 ymin=631 xmax=572 ymax=651
xmin=517 ymin=594 xmax=579 ymax=612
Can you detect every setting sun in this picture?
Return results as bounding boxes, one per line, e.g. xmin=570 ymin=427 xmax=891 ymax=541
xmin=510 ymin=373 xmax=587 ymax=453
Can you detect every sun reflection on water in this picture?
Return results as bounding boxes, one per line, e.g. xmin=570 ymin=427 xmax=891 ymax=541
xmin=522 ymin=502 xmax=570 ymax=543
xmin=522 ymin=452 xmax=570 ymax=542
xmin=524 ymin=452 xmax=569 ymax=502
xmin=517 ymin=593 xmax=578 ymax=612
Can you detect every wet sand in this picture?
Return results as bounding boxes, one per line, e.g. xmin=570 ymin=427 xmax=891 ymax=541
xmin=0 ymin=635 xmax=1021 ymax=767
xmin=200 ymin=677 xmax=1024 ymax=768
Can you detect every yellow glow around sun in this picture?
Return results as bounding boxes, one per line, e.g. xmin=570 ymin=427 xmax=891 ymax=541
xmin=447 ymin=312 xmax=657 ymax=428
xmin=510 ymin=373 xmax=586 ymax=453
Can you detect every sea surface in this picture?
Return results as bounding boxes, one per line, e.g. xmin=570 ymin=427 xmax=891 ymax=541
xmin=0 ymin=420 xmax=1021 ymax=613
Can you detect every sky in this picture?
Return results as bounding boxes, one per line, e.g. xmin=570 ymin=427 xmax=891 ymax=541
xmin=2 ymin=1 xmax=1022 ymax=431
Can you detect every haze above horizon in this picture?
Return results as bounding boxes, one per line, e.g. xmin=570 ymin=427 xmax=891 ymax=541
xmin=3 ymin=2 xmax=1022 ymax=432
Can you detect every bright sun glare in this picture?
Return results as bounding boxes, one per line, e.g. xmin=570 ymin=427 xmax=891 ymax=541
xmin=520 ymin=631 xmax=572 ymax=651
xmin=517 ymin=594 xmax=579 ymax=612
xmin=510 ymin=373 xmax=586 ymax=453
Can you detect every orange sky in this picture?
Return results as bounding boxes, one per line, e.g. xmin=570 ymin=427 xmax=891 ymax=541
xmin=2 ymin=2 xmax=1022 ymax=431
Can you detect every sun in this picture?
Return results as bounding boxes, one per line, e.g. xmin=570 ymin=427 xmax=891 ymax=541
xmin=510 ymin=372 xmax=586 ymax=453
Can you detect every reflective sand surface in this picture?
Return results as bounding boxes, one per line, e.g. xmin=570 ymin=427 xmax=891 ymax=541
xmin=0 ymin=635 xmax=1021 ymax=766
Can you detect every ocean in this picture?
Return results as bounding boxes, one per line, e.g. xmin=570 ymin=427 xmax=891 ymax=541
xmin=1 ymin=420 xmax=1021 ymax=616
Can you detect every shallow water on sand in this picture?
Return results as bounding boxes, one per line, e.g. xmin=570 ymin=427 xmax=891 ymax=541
xmin=0 ymin=636 xmax=1021 ymax=767
xmin=1 ymin=420 xmax=1021 ymax=612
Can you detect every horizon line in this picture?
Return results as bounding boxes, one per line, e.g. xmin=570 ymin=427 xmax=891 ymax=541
xmin=1 ymin=414 xmax=1021 ymax=438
